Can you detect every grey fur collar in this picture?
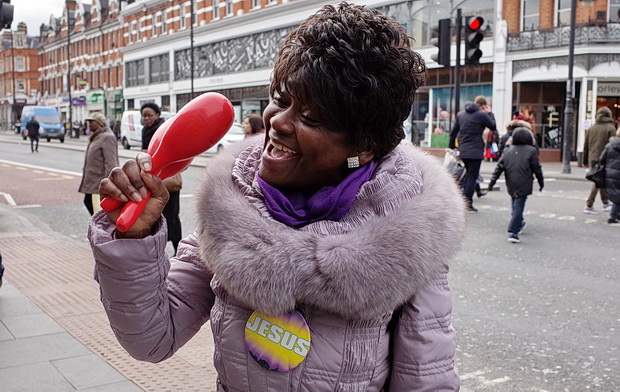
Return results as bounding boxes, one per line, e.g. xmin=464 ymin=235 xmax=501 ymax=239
xmin=195 ymin=139 xmax=465 ymax=320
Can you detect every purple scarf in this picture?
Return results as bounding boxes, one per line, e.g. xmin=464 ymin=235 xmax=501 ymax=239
xmin=257 ymin=161 xmax=377 ymax=228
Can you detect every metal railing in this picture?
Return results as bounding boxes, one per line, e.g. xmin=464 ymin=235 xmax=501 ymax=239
xmin=507 ymin=22 xmax=620 ymax=51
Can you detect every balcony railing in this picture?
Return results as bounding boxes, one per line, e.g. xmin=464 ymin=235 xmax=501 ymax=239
xmin=507 ymin=22 xmax=620 ymax=52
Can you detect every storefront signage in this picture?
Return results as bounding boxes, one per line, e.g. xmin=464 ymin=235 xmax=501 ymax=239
xmin=597 ymin=83 xmax=620 ymax=97
xmin=87 ymin=93 xmax=104 ymax=104
xmin=583 ymin=80 xmax=595 ymax=130
xmin=72 ymin=96 xmax=87 ymax=106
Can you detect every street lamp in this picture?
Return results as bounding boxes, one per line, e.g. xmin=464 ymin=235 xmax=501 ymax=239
xmin=561 ymin=0 xmax=577 ymax=173
xmin=190 ymin=0 xmax=195 ymax=99
xmin=66 ymin=0 xmax=76 ymax=138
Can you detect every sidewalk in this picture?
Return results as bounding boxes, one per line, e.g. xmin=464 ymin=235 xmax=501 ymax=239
xmin=0 ymin=129 xmax=582 ymax=391
xmin=0 ymin=131 xmax=218 ymax=390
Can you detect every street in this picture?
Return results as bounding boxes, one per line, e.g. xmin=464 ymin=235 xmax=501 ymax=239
xmin=0 ymin=134 xmax=619 ymax=391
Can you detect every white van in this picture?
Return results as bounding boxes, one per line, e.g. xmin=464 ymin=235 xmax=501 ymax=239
xmin=119 ymin=110 xmax=172 ymax=149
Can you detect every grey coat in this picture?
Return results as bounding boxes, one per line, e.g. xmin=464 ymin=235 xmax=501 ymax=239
xmin=89 ymin=139 xmax=466 ymax=391
xmin=78 ymin=127 xmax=119 ymax=194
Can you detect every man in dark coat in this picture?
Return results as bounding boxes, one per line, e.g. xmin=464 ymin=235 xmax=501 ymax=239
xmin=26 ymin=116 xmax=40 ymax=153
xmin=487 ymin=128 xmax=544 ymax=243
xmin=598 ymin=128 xmax=620 ymax=224
xmin=583 ymin=106 xmax=616 ymax=214
xmin=449 ymin=95 xmax=496 ymax=211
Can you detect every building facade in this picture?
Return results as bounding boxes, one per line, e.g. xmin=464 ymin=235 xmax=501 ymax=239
xmin=0 ymin=23 xmax=41 ymax=130
xmin=502 ymin=0 xmax=620 ymax=162
xmin=38 ymin=0 xmax=124 ymax=130
xmin=11 ymin=0 xmax=620 ymax=160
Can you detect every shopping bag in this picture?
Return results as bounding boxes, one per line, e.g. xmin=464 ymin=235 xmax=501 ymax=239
xmin=444 ymin=149 xmax=465 ymax=182
xmin=586 ymin=162 xmax=605 ymax=188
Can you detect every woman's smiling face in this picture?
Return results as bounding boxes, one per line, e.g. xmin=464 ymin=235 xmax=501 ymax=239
xmin=259 ymin=92 xmax=368 ymax=190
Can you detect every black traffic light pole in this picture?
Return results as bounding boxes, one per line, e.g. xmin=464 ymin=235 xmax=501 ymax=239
xmin=454 ymin=8 xmax=462 ymax=117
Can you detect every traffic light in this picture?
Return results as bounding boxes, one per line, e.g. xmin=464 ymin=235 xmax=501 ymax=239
xmin=0 ymin=0 xmax=13 ymax=29
xmin=464 ymin=16 xmax=484 ymax=65
xmin=430 ymin=18 xmax=451 ymax=67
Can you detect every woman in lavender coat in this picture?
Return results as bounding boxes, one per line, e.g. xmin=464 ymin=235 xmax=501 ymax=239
xmin=89 ymin=3 xmax=465 ymax=391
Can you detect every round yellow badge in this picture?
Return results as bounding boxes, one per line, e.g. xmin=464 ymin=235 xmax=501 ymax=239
xmin=244 ymin=310 xmax=311 ymax=372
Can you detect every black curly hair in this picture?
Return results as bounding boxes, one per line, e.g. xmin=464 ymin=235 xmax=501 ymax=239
xmin=140 ymin=102 xmax=161 ymax=115
xmin=270 ymin=2 xmax=426 ymax=158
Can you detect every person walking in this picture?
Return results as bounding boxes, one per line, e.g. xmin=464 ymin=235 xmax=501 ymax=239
xmin=598 ymin=128 xmax=620 ymax=224
xmin=487 ymin=127 xmax=544 ymax=243
xmin=498 ymin=119 xmax=532 ymax=159
xmin=0 ymin=252 xmax=4 ymax=288
xmin=449 ymin=95 xmax=497 ymax=211
xmin=78 ymin=113 xmax=118 ymax=215
xmin=583 ymin=106 xmax=615 ymax=214
xmin=241 ymin=114 xmax=266 ymax=139
xmin=140 ymin=102 xmax=182 ymax=255
xmin=88 ymin=4 xmax=465 ymax=390
xmin=26 ymin=116 xmax=40 ymax=153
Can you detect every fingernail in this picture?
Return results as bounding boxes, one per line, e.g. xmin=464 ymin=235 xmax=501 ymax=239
xmin=131 ymin=192 xmax=142 ymax=202
xmin=143 ymin=162 xmax=152 ymax=171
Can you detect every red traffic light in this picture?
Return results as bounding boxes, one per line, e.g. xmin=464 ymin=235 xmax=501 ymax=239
xmin=468 ymin=16 xmax=484 ymax=31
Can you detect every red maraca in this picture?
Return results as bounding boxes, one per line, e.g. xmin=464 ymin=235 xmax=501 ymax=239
xmin=100 ymin=92 xmax=234 ymax=231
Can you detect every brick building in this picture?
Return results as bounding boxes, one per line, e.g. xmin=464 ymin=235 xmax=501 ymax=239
xmin=0 ymin=23 xmax=41 ymax=130
xmin=38 ymin=0 xmax=124 ymax=129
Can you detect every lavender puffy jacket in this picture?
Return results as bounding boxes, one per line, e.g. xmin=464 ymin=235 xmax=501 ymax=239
xmin=89 ymin=139 xmax=466 ymax=391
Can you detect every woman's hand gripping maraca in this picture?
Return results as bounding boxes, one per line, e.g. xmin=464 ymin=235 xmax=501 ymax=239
xmin=97 ymin=92 xmax=234 ymax=233
xmin=99 ymin=153 xmax=169 ymax=238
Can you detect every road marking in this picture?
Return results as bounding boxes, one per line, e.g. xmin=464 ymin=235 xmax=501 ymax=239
xmin=0 ymin=159 xmax=82 ymax=176
xmin=0 ymin=192 xmax=16 ymax=206
xmin=33 ymin=176 xmax=75 ymax=181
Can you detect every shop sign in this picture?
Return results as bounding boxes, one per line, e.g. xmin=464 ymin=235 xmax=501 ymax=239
xmin=597 ymin=83 xmax=620 ymax=97
xmin=72 ymin=96 xmax=87 ymax=106
xmin=88 ymin=92 xmax=105 ymax=104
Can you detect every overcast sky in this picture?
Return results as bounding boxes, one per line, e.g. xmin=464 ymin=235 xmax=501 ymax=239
xmin=11 ymin=0 xmax=69 ymax=35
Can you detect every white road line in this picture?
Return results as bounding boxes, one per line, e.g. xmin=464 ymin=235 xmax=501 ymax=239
xmin=0 ymin=159 xmax=82 ymax=176
xmin=0 ymin=192 xmax=16 ymax=206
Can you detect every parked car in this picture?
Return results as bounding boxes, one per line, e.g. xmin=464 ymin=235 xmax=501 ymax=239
xmin=206 ymin=123 xmax=245 ymax=153
xmin=20 ymin=106 xmax=65 ymax=143
xmin=119 ymin=110 xmax=173 ymax=149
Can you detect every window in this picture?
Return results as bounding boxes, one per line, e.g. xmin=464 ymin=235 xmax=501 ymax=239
xmin=226 ymin=0 xmax=233 ymax=16
xmin=521 ymin=0 xmax=539 ymax=30
xmin=213 ymin=0 xmax=219 ymax=19
xmin=135 ymin=21 xmax=141 ymax=41
xmin=16 ymin=57 xmax=25 ymax=71
xmin=127 ymin=23 xmax=132 ymax=43
xmin=149 ymin=54 xmax=169 ymax=83
xmin=161 ymin=95 xmax=170 ymax=111
xmin=252 ymin=0 xmax=261 ymax=8
xmin=162 ymin=11 xmax=167 ymax=33
xmin=180 ymin=5 xmax=186 ymax=28
xmin=557 ymin=0 xmax=571 ymax=26
xmin=126 ymin=59 xmax=146 ymax=86
xmin=611 ymin=0 xmax=620 ymax=22
xmin=152 ymin=15 xmax=157 ymax=35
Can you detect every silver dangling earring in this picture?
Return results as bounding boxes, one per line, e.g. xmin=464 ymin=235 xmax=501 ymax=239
xmin=347 ymin=156 xmax=360 ymax=169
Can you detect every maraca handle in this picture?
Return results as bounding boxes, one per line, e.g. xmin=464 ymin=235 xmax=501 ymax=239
xmin=100 ymin=196 xmax=123 ymax=213
xmin=116 ymin=191 xmax=152 ymax=232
